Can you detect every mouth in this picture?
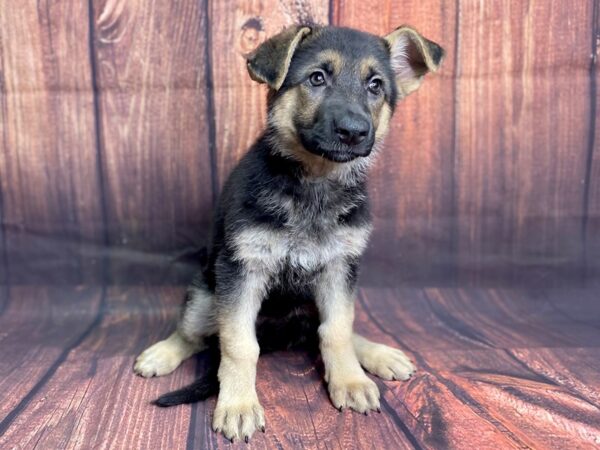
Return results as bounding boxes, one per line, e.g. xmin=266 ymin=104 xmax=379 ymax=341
xmin=313 ymin=147 xmax=360 ymax=162
xmin=298 ymin=135 xmax=372 ymax=163
xmin=307 ymin=142 xmax=373 ymax=163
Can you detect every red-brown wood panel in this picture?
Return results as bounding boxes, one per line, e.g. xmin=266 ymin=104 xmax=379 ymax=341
xmin=0 ymin=209 xmax=6 ymax=286
xmin=0 ymin=286 xmax=103 ymax=434
xmin=355 ymin=287 xmax=600 ymax=449
xmin=332 ymin=1 xmax=458 ymax=285
xmin=91 ymin=0 xmax=214 ymax=283
xmin=208 ymin=0 xmax=329 ymax=189
xmin=1 ymin=286 xmax=598 ymax=448
xmin=456 ymin=1 xmax=594 ymax=285
xmin=0 ymin=1 xmax=104 ymax=283
xmin=0 ymin=286 xmax=194 ymax=449
xmin=586 ymin=0 xmax=600 ymax=283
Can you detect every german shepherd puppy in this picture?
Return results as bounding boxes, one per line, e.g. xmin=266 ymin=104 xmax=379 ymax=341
xmin=134 ymin=24 xmax=443 ymax=442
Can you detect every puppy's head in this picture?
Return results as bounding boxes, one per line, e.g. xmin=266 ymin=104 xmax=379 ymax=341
xmin=247 ymin=25 xmax=444 ymax=165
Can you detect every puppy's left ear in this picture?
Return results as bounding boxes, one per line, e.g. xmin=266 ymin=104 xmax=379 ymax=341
xmin=246 ymin=25 xmax=312 ymax=91
xmin=384 ymin=26 xmax=444 ymax=97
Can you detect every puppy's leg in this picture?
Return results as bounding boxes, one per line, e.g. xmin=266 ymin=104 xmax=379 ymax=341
xmin=353 ymin=334 xmax=416 ymax=381
xmin=212 ymin=270 xmax=267 ymax=442
xmin=315 ymin=260 xmax=380 ymax=413
xmin=134 ymin=281 xmax=217 ymax=378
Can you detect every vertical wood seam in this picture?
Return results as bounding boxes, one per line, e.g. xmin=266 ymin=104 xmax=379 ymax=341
xmin=87 ymin=0 xmax=110 ymax=285
xmin=583 ymin=0 xmax=599 ymax=284
xmin=379 ymin=395 xmax=425 ymax=449
xmin=0 ymin=176 xmax=10 ymax=287
xmin=0 ymin=185 xmax=10 ymax=315
xmin=450 ymin=0 xmax=462 ymax=286
xmin=186 ymin=1 xmax=217 ymax=446
xmin=204 ymin=0 xmax=219 ymax=206
xmin=328 ymin=0 xmax=335 ymax=25
xmin=0 ymin=31 xmax=10 ymax=288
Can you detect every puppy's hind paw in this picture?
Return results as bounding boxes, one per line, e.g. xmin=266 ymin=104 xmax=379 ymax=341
xmin=354 ymin=336 xmax=416 ymax=381
xmin=134 ymin=333 xmax=198 ymax=378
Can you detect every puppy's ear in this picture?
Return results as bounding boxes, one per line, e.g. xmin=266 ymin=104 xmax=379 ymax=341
xmin=384 ymin=26 xmax=444 ymax=97
xmin=246 ymin=26 xmax=311 ymax=90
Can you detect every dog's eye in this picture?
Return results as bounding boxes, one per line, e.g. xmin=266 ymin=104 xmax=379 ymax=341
xmin=367 ymin=78 xmax=383 ymax=95
xmin=309 ymin=71 xmax=326 ymax=87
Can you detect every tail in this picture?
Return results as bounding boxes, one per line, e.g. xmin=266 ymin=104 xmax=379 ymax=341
xmin=152 ymin=337 xmax=220 ymax=407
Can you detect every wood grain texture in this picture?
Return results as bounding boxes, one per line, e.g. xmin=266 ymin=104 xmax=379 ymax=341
xmin=0 ymin=202 xmax=6 ymax=286
xmin=1 ymin=286 xmax=599 ymax=449
xmin=91 ymin=0 xmax=214 ymax=283
xmin=355 ymin=287 xmax=600 ymax=449
xmin=0 ymin=0 xmax=104 ymax=283
xmin=586 ymin=0 xmax=600 ymax=284
xmin=333 ymin=1 xmax=458 ymax=285
xmin=0 ymin=286 xmax=102 ymax=434
xmin=0 ymin=0 xmax=598 ymax=286
xmin=0 ymin=286 xmax=194 ymax=450
xmin=455 ymin=1 xmax=595 ymax=286
xmin=209 ymin=0 xmax=329 ymax=190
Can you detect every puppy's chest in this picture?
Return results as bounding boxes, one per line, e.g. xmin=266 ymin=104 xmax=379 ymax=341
xmin=235 ymin=188 xmax=370 ymax=274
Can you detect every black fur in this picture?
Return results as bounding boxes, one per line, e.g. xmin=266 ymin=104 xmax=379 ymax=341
xmin=152 ymin=24 xmax=442 ymax=407
xmin=155 ymin=133 xmax=368 ymax=405
xmin=202 ymin=136 xmax=371 ymax=296
xmin=153 ymin=336 xmax=220 ymax=406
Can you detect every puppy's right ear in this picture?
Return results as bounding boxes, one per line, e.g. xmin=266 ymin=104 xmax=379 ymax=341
xmin=246 ymin=26 xmax=311 ymax=91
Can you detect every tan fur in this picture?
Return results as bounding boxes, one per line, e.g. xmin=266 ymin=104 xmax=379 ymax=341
xmin=272 ymin=27 xmax=312 ymax=90
xmin=268 ymin=88 xmax=298 ymax=144
xmin=315 ymin=260 xmax=380 ymax=413
xmin=247 ymin=26 xmax=311 ymax=90
xmin=384 ymin=25 xmax=443 ymax=98
xmin=374 ymin=103 xmax=392 ymax=140
xmin=212 ymin=271 xmax=268 ymax=441
xmin=134 ymin=331 xmax=201 ymax=378
xmin=267 ymin=48 xmax=396 ymax=181
xmin=134 ymin=284 xmax=217 ymax=377
xmin=134 ymin=25 xmax=437 ymax=442
xmin=353 ymin=333 xmax=416 ymax=380
xmin=178 ymin=286 xmax=218 ymax=344
xmin=315 ymin=49 xmax=344 ymax=75
xmin=268 ymin=89 xmax=376 ymax=182
xmin=359 ymin=56 xmax=380 ymax=79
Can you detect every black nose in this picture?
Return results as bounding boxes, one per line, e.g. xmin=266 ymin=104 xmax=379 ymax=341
xmin=334 ymin=116 xmax=371 ymax=146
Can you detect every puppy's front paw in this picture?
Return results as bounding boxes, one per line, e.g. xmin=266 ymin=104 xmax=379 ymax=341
xmin=328 ymin=374 xmax=380 ymax=413
xmin=212 ymin=396 xmax=265 ymax=442
xmin=358 ymin=343 xmax=416 ymax=381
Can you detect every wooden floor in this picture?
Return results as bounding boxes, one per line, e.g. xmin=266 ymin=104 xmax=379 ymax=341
xmin=0 ymin=285 xmax=599 ymax=449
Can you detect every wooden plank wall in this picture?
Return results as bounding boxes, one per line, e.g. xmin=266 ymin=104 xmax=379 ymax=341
xmin=586 ymin=1 xmax=600 ymax=282
xmin=0 ymin=1 xmax=104 ymax=284
xmin=0 ymin=0 xmax=598 ymax=286
xmin=455 ymin=1 xmax=595 ymax=286
xmin=90 ymin=0 xmax=214 ymax=283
